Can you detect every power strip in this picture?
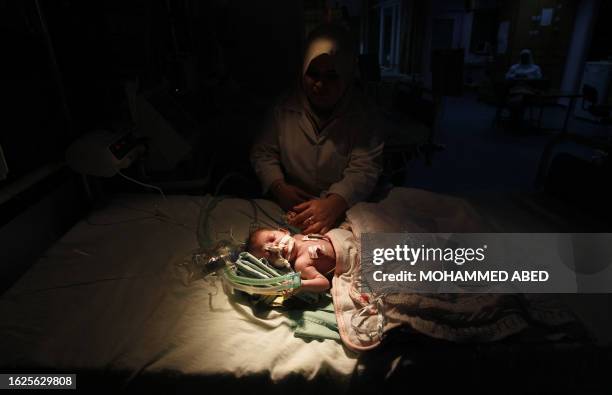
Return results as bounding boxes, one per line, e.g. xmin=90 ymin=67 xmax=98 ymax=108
xmin=0 ymin=144 xmax=8 ymax=181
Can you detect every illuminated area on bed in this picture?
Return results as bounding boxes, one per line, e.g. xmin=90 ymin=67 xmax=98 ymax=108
xmin=0 ymin=195 xmax=356 ymax=392
xmin=1 ymin=1 xmax=612 ymax=394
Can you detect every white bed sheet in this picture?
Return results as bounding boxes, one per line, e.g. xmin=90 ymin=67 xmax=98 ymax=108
xmin=0 ymin=194 xmax=357 ymax=385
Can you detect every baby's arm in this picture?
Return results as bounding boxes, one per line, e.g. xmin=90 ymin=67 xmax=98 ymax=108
xmin=298 ymin=265 xmax=330 ymax=293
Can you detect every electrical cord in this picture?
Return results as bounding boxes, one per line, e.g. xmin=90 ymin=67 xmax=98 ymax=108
xmin=117 ymin=170 xmax=166 ymax=200
xmin=213 ymin=171 xmax=250 ymax=196
xmin=86 ymin=170 xmax=195 ymax=231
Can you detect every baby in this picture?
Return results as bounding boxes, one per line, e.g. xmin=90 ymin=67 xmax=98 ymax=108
xmin=247 ymin=228 xmax=336 ymax=293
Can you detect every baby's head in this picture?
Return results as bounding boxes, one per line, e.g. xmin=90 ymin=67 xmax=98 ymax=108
xmin=246 ymin=228 xmax=297 ymax=268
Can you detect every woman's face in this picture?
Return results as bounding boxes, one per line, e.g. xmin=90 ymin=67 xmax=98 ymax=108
xmin=303 ymin=54 xmax=346 ymax=111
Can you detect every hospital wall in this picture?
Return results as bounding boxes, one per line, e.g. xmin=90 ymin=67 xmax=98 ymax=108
xmin=217 ymin=0 xmax=304 ymax=98
xmin=497 ymin=0 xmax=577 ymax=88
xmin=415 ymin=0 xmax=580 ymax=89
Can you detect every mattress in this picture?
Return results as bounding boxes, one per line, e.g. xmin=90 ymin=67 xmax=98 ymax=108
xmin=2 ymin=190 xmax=610 ymax=393
xmin=0 ymin=194 xmax=357 ymax=392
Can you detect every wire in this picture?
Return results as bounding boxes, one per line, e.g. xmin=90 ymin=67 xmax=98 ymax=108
xmin=85 ymin=211 xmax=195 ymax=232
xmin=117 ymin=170 xmax=166 ymax=201
xmin=113 ymin=171 xmax=197 ymax=231
xmin=251 ymin=199 xmax=301 ymax=234
xmin=213 ymin=171 xmax=249 ymax=196
xmin=250 ymin=200 xmax=283 ymax=227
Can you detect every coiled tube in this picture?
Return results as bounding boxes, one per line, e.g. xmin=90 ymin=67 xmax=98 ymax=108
xmin=221 ymin=252 xmax=301 ymax=295
xmin=223 ymin=266 xmax=301 ymax=287
xmin=222 ymin=276 xmax=300 ymax=295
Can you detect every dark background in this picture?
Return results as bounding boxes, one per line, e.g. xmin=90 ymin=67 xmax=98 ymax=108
xmin=0 ymin=0 xmax=611 ymax=304
xmin=0 ymin=1 xmax=611 ymax=392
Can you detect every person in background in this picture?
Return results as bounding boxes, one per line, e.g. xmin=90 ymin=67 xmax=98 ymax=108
xmin=503 ymin=49 xmax=543 ymax=128
xmin=505 ymin=49 xmax=542 ymax=80
xmin=250 ymin=24 xmax=384 ymax=234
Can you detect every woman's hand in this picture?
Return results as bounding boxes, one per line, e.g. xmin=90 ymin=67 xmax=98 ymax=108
xmin=270 ymin=180 xmax=313 ymax=211
xmin=289 ymin=194 xmax=348 ymax=234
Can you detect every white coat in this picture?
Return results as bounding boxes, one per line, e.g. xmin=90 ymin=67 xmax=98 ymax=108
xmin=250 ymin=90 xmax=384 ymax=207
xmin=506 ymin=49 xmax=542 ymax=80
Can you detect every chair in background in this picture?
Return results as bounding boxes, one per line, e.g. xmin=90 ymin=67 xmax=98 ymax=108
xmin=492 ymin=81 xmax=512 ymax=128
xmin=493 ymin=79 xmax=552 ymax=131
xmin=521 ymin=79 xmax=567 ymax=131
xmin=582 ymin=84 xmax=612 ymax=123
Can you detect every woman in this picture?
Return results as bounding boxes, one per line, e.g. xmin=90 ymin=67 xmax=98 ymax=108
xmin=505 ymin=49 xmax=542 ymax=80
xmin=250 ymin=24 xmax=384 ymax=234
xmin=503 ymin=49 xmax=543 ymax=128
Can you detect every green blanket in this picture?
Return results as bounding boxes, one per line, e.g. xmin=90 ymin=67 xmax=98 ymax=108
xmin=288 ymin=295 xmax=340 ymax=341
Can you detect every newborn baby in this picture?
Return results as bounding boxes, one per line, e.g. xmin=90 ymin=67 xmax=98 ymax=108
xmin=247 ymin=228 xmax=336 ymax=293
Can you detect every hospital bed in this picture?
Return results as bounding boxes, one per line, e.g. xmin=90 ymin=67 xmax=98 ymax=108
xmin=0 ymin=194 xmax=356 ymax=393
xmin=0 ymin=190 xmax=610 ymax=393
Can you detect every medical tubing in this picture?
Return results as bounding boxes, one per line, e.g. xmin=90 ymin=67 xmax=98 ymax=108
xmin=226 ymin=269 xmax=298 ymax=287
xmin=197 ymin=195 xmax=237 ymax=249
xmin=247 ymin=199 xmax=259 ymax=228
xmin=234 ymin=260 xmax=271 ymax=279
xmin=236 ymin=257 xmax=272 ymax=275
xmin=235 ymin=265 xmax=253 ymax=277
xmin=223 ymin=266 xmax=300 ymax=288
xmin=213 ymin=172 xmax=250 ymax=196
xmin=250 ymin=200 xmax=301 ymax=234
xmin=240 ymin=252 xmax=282 ymax=277
xmin=223 ymin=278 xmax=298 ymax=295
xmin=236 ymin=259 xmax=273 ymax=278
xmin=194 ymin=194 xmax=304 ymax=297
xmin=235 ymin=265 xmax=264 ymax=279
xmin=197 ymin=196 xmax=221 ymax=249
xmin=250 ymin=200 xmax=284 ymax=227
xmin=197 ymin=194 xmax=298 ymax=252
xmin=249 ymin=258 xmax=282 ymax=278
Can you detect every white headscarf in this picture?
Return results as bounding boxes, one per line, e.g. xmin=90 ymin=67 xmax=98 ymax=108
xmin=300 ymin=24 xmax=356 ymax=130
xmin=302 ymin=24 xmax=356 ymax=83
xmin=506 ymin=49 xmax=542 ymax=80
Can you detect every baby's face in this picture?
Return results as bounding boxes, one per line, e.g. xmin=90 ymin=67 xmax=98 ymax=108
xmin=250 ymin=229 xmax=291 ymax=260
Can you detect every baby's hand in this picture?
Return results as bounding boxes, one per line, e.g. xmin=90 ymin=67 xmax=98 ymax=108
xmin=282 ymin=288 xmax=298 ymax=299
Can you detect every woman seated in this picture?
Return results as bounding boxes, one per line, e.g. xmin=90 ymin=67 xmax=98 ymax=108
xmin=250 ymin=24 xmax=384 ymax=235
xmin=504 ymin=49 xmax=543 ymax=128
xmin=505 ymin=49 xmax=542 ymax=81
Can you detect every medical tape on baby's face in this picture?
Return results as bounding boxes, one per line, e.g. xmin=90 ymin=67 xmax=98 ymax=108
xmin=263 ymin=233 xmax=295 ymax=269
xmin=278 ymin=234 xmax=295 ymax=259
xmin=263 ymin=234 xmax=293 ymax=254
xmin=263 ymin=243 xmax=281 ymax=254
